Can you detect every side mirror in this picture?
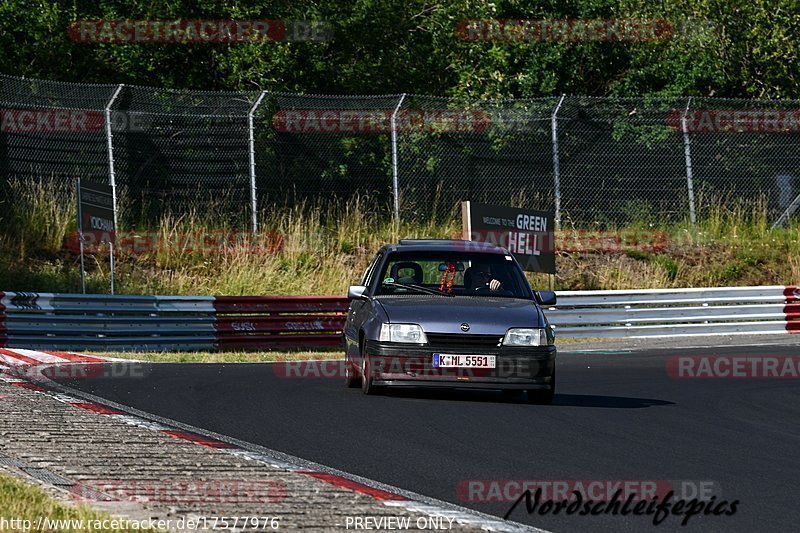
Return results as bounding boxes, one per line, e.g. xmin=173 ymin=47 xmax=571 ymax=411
xmin=347 ymin=285 xmax=368 ymax=299
xmin=536 ymin=290 xmax=557 ymax=306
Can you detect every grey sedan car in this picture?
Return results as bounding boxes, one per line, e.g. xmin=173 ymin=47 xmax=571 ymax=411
xmin=342 ymin=239 xmax=557 ymax=403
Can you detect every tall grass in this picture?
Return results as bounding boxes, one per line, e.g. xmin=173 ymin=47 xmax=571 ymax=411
xmin=1 ymin=178 xmax=76 ymax=258
xmin=0 ymin=472 xmax=159 ymax=532
xmin=0 ymin=179 xmax=797 ymax=294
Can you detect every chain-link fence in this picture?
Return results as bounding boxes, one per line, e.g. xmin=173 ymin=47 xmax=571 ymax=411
xmin=2 ymin=73 xmax=799 ymax=230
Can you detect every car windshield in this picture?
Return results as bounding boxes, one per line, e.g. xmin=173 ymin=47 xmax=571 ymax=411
xmin=375 ymin=251 xmax=532 ymax=299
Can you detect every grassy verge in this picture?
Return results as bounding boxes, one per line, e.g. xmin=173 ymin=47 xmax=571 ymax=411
xmin=1 ymin=179 xmax=798 ymax=294
xmin=91 ymin=338 xmax=611 ymax=363
xmin=94 ymin=339 xmax=607 ymax=363
xmin=0 ymin=471 xmax=160 ymax=532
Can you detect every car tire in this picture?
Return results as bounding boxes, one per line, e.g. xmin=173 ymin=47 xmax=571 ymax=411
xmin=361 ymin=350 xmax=382 ymax=395
xmin=344 ymin=353 xmax=360 ymax=388
xmin=527 ymin=369 xmax=556 ymax=405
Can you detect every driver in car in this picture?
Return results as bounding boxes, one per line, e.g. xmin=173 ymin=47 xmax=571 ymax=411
xmin=466 ymin=262 xmax=503 ymax=291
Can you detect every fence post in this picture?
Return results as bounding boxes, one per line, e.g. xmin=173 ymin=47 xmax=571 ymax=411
xmin=248 ymin=91 xmax=268 ymax=235
xmin=551 ymin=95 xmax=566 ymax=231
xmin=391 ymin=93 xmax=407 ymax=221
xmin=681 ymin=97 xmax=698 ymax=231
xmin=105 ymin=84 xmax=124 ymax=231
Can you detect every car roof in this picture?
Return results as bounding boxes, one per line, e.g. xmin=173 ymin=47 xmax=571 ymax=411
xmin=382 ymin=239 xmax=508 ymax=254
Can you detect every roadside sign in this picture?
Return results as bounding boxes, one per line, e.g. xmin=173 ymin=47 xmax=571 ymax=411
xmin=77 ymin=179 xmax=116 ymax=294
xmin=461 ymin=201 xmax=556 ymax=274
xmin=78 ymin=180 xmax=115 ymax=244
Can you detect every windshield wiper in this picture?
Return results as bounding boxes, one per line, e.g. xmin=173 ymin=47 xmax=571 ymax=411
xmin=382 ymin=282 xmax=454 ymax=297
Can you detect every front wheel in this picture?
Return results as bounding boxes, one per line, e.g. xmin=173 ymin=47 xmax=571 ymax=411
xmin=344 ymin=353 xmax=360 ymax=388
xmin=361 ymin=352 xmax=382 ymax=395
xmin=527 ymin=369 xmax=556 ymax=405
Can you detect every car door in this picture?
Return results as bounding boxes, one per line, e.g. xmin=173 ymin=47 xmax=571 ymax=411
xmin=344 ymin=251 xmax=383 ymax=357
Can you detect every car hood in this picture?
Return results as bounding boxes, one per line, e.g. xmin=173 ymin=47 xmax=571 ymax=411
xmin=375 ymin=295 xmax=544 ymax=335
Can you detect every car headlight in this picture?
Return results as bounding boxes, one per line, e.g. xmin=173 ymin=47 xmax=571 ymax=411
xmin=379 ymin=323 xmax=428 ymax=344
xmin=503 ymin=328 xmax=549 ymax=346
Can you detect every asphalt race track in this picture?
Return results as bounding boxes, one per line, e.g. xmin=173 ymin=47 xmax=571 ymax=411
xmin=53 ymin=344 xmax=800 ymax=533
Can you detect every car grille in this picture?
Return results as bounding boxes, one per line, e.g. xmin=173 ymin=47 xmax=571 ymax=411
xmin=425 ymin=333 xmax=503 ymax=351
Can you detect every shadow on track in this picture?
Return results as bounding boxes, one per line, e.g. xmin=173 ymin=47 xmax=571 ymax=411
xmin=553 ymin=394 xmax=674 ymax=409
xmin=373 ymin=388 xmax=673 ymax=408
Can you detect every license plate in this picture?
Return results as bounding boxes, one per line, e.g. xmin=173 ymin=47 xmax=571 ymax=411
xmin=433 ymin=353 xmax=496 ymax=368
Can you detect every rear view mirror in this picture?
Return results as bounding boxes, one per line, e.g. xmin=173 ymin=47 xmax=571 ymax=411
xmin=438 ymin=262 xmax=465 ymax=272
xmin=347 ymin=285 xmax=368 ymax=299
xmin=536 ymin=290 xmax=557 ymax=306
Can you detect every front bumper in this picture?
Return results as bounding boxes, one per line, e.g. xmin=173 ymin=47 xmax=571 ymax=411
xmin=363 ymin=339 xmax=555 ymax=390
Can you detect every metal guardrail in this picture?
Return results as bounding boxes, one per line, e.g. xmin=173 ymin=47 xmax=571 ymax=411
xmin=546 ymin=286 xmax=800 ymax=338
xmin=214 ymin=296 xmax=348 ymax=349
xmin=0 ymin=292 xmax=216 ymax=351
xmin=0 ymin=286 xmax=797 ymax=351
xmin=0 ymin=292 xmax=346 ymax=351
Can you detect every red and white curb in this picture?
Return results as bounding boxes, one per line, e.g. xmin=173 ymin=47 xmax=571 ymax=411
xmin=0 ymin=348 xmax=127 ymax=367
xmin=0 ymin=352 xmax=546 ymax=533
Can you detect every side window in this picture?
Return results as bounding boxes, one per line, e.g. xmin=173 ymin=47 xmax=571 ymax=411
xmin=361 ymin=252 xmax=383 ymax=287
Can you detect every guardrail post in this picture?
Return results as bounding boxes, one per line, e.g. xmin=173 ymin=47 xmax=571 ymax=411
xmin=681 ymin=97 xmax=698 ymax=231
xmin=248 ymin=91 xmax=267 ymax=235
xmin=105 ymin=84 xmax=124 ymax=231
xmin=391 ymin=93 xmax=407 ymax=221
xmin=551 ymin=95 xmax=566 ymax=231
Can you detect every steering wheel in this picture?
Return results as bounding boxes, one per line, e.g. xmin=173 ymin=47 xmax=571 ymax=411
xmin=474 ymin=285 xmax=513 ymax=296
